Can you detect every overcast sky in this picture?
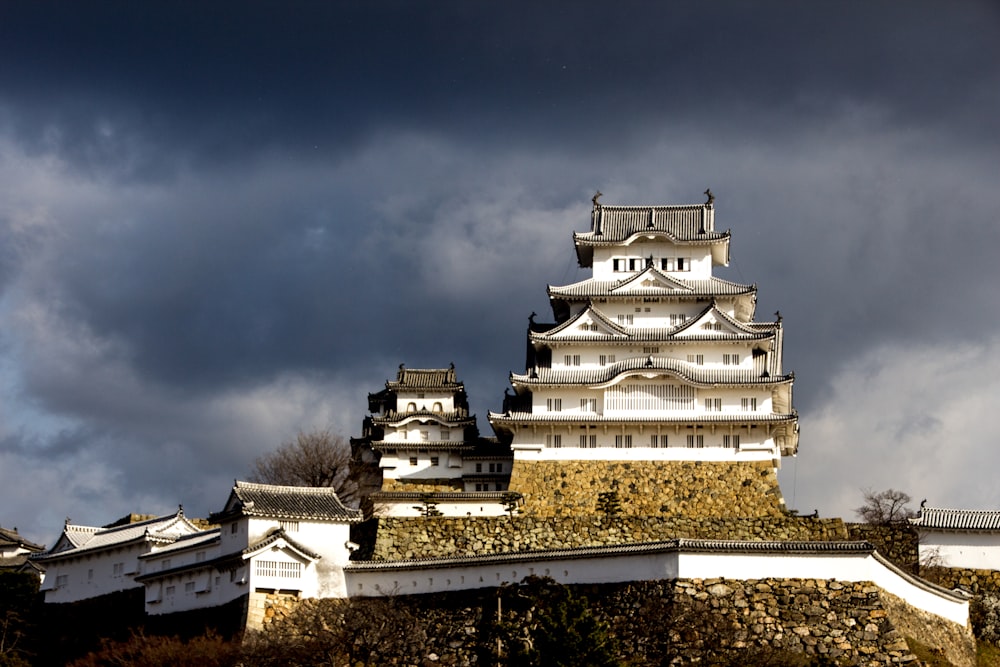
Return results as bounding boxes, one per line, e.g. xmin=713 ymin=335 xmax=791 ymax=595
xmin=2 ymin=2 xmax=999 ymax=544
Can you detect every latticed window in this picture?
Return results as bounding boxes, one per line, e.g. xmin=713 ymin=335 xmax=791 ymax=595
xmin=686 ymin=435 xmax=705 ymax=448
xmin=564 ymin=354 xmax=581 ymax=366
xmin=546 ymin=434 xmax=562 ymax=448
xmin=687 ymin=354 xmax=704 ymax=365
xmin=614 ymin=435 xmax=633 ymax=448
xmin=741 ymin=397 xmax=757 ymax=411
xmin=580 ymin=398 xmax=597 ymax=412
xmin=605 ymin=383 xmax=694 ymax=411
xmin=650 ymin=434 xmax=668 ymax=447
xmin=599 ymin=354 xmax=616 ymax=365
xmin=546 ymin=398 xmax=562 ymax=412
xmin=704 ymin=398 xmax=722 ymax=412
xmin=723 ymin=353 xmax=740 ymax=365
xmin=255 ymin=560 xmax=302 ymax=578
xmin=579 ymin=434 xmax=597 ymax=448
xmin=723 ymin=435 xmax=740 ymax=449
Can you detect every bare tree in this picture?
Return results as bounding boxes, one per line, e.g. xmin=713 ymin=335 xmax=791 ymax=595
xmin=854 ymin=488 xmax=917 ymax=525
xmin=250 ymin=429 xmax=360 ymax=505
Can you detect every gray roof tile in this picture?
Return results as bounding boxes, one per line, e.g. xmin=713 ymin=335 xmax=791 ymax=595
xmin=511 ymin=356 xmax=791 ymax=387
xmin=910 ymin=507 xmax=1000 ymax=531
xmin=216 ymin=481 xmax=363 ymax=523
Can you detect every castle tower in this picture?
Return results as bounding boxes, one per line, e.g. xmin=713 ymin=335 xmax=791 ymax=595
xmin=489 ymin=194 xmax=799 ymax=518
xmin=355 ymin=364 xmax=515 ymax=517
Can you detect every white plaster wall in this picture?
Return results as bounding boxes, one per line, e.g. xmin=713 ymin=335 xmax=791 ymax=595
xmin=510 ymin=443 xmax=777 ymax=462
xmin=383 ymin=422 xmax=461 ymax=444
xmin=219 ymin=517 xmax=249 ymax=554
xmin=345 ymin=548 xmax=967 ymax=626
xmin=510 ymin=415 xmax=779 ymax=457
xmin=377 ymin=500 xmax=511 ymax=518
xmin=346 ymin=552 xmax=680 ymax=598
xmin=145 ymin=565 xmax=250 ymax=616
xmin=919 ymin=531 xmax=1000 ymax=570
xmin=395 ymin=392 xmax=454 ymax=414
xmin=41 ymin=543 xmax=145 ymax=604
xmin=590 ymin=244 xmax=713 ymax=281
xmin=245 ymin=518 xmax=352 ymax=597
xmin=381 ymin=451 xmax=463 ymax=480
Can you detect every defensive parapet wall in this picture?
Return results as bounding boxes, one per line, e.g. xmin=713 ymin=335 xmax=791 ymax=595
xmin=265 ymin=577 xmax=972 ymax=666
xmin=846 ymin=522 xmax=920 ymax=574
xmin=380 ymin=479 xmax=464 ymax=493
xmin=508 ymin=459 xmax=786 ymax=517
xmin=371 ymin=515 xmax=848 ymax=560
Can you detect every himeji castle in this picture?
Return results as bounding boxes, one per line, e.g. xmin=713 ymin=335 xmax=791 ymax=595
xmin=27 ymin=193 xmax=977 ymax=662
xmin=489 ymin=192 xmax=799 ymax=517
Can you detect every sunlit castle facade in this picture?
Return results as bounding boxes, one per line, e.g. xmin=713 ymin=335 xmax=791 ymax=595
xmin=490 ymin=193 xmax=799 ymax=517
xmin=358 ymin=365 xmax=515 ymax=517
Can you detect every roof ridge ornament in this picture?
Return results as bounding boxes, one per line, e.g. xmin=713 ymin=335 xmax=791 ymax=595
xmin=704 ymin=188 xmax=715 ymax=208
xmin=592 ymin=191 xmax=603 ymax=236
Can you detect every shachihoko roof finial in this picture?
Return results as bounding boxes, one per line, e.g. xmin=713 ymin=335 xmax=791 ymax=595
xmin=592 ymin=191 xmax=603 ymax=208
xmin=704 ymin=188 xmax=715 ymax=207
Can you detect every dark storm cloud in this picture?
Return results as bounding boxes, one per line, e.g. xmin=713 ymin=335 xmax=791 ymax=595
xmin=3 ymin=2 xmax=998 ymax=178
xmin=1 ymin=2 xmax=999 ymax=542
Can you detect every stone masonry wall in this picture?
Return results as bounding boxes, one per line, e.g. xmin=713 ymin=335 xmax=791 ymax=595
xmin=509 ymin=459 xmax=786 ymax=517
xmin=247 ymin=590 xmax=301 ymax=632
xmin=846 ymin=523 xmax=920 ymax=574
xmin=380 ymin=478 xmax=464 ymax=493
xmin=259 ymin=577 xmax=974 ymax=666
xmin=372 ymin=514 xmax=847 ymax=560
xmin=921 ymin=567 xmax=1000 ymax=644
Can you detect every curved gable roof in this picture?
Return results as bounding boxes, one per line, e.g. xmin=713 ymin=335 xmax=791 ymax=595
xmin=511 ymin=355 xmax=791 ymax=388
xmin=213 ymin=481 xmax=363 ymax=524
xmin=548 ymin=275 xmax=754 ymax=300
xmin=574 ymin=204 xmax=729 ymax=266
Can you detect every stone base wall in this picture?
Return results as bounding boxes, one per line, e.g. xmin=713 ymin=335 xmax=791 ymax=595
xmin=380 ymin=478 xmax=464 ymax=493
xmin=920 ymin=566 xmax=1000 ymax=595
xmin=256 ymin=577 xmax=974 ymax=666
xmin=247 ymin=589 xmax=301 ymax=631
xmin=372 ymin=515 xmax=848 ymax=560
xmin=846 ymin=523 xmax=920 ymax=574
xmin=508 ymin=459 xmax=786 ymax=517
xmin=921 ymin=566 xmax=1000 ymax=644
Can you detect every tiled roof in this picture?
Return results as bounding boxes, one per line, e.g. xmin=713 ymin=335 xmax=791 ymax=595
xmin=530 ymin=302 xmax=775 ymax=344
xmin=372 ymin=440 xmax=477 ymax=452
xmin=34 ymin=511 xmax=197 ymax=561
xmin=511 ymin=356 xmax=791 ymax=387
xmin=346 ymin=538 xmax=875 ymax=571
xmin=578 ymin=204 xmax=725 ymax=243
xmin=245 ymin=528 xmax=321 ymax=561
xmin=0 ymin=526 xmax=44 ymax=552
xmin=216 ymin=481 xmax=363 ymax=523
xmin=489 ymin=411 xmax=797 ymax=426
xmin=548 ymin=274 xmax=753 ymax=299
xmin=910 ymin=507 xmax=1000 ymax=531
xmin=370 ymin=491 xmax=519 ymax=501
xmin=371 ymin=409 xmax=474 ymax=426
xmin=139 ymin=530 xmax=221 ymax=559
xmin=386 ymin=366 xmax=462 ymax=391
